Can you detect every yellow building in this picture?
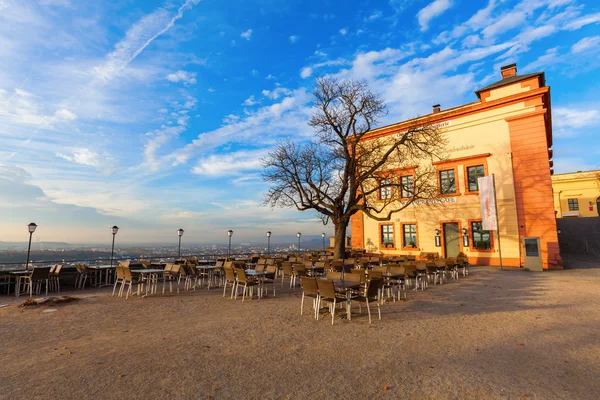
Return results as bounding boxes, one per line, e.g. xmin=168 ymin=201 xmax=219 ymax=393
xmin=552 ymin=170 xmax=600 ymax=218
xmin=351 ymin=63 xmax=562 ymax=269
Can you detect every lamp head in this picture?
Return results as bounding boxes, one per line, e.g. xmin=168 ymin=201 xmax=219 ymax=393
xmin=177 ymin=228 xmax=184 ymax=237
xmin=297 ymin=232 xmax=301 ymax=238
xmin=28 ymin=222 xmax=37 ymax=234
xmin=227 ymin=229 xmax=233 ymax=237
xmin=435 ymin=228 xmax=440 ymax=236
xmin=111 ymin=225 xmax=119 ymax=235
xmin=266 ymin=231 xmax=272 ymax=237
xmin=321 ymin=232 xmax=325 ymax=238
xmin=462 ymin=228 xmax=468 ymax=235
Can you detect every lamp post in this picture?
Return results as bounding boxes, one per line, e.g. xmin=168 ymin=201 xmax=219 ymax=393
xmin=297 ymin=232 xmax=301 ymax=251
xmin=110 ymin=226 xmax=119 ymax=268
xmin=266 ymin=231 xmax=272 ymax=255
xmin=321 ymin=232 xmax=326 ymax=251
xmin=227 ymin=230 xmax=233 ymax=255
xmin=25 ymin=222 xmax=37 ymax=271
xmin=177 ymin=228 xmax=184 ymax=258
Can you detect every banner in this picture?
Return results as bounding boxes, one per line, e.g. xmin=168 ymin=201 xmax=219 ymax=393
xmin=478 ymin=176 xmax=498 ymax=231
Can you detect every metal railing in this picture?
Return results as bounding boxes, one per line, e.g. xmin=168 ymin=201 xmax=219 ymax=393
xmin=0 ymin=252 xmax=285 ymax=270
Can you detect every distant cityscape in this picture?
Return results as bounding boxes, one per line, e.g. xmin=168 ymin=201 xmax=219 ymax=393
xmin=0 ymin=235 xmax=330 ymax=268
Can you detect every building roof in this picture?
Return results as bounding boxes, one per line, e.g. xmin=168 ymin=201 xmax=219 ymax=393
xmin=474 ymin=72 xmax=544 ymax=98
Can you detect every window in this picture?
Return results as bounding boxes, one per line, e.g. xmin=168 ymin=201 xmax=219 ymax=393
xmin=379 ymin=178 xmax=392 ymax=200
xmin=381 ymin=224 xmax=394 ymax=248
xmin=439 ymin=169 xmax=456 ymax=194
xmin=466 ymin=165 xmax=485 ymax=192
xmin=402 ymin=224 xmax=417 ymax=248
xmin=471 ymin=221 xmax=491 ymax=250
xmin=568 ymin=198 xmax=579 ymax=211
xmin=400 ymin=175 xmax=414 ymax=198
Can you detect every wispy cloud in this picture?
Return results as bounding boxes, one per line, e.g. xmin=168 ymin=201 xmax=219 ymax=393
xmin=571 ymin=35 xmax=600 ymax=54
xmin=418 ymin=0 xmax=452 ymax=32
xmin=240 ymin=29 xmax=253 ymax=40
xmin=289 ymin=35 xmax=298 ymax=43
xmin=166 ymin=70 xmax=197 ymax=84
xmin=91 ymin=0 xmax=200 ymax=82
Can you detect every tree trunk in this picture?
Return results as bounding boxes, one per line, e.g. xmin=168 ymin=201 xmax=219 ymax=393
xmin=333 ymin=222 xmax=347 ymax=260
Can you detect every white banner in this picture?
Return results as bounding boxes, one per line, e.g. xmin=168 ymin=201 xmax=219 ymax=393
xmin=478 ymin=176 xmax=498 ymax=231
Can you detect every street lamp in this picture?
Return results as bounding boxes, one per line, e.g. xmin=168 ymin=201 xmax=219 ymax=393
xmin=110 ymin=226 xmax=119 ymax=268
xmin=227 ymin=230 xmax=233 ymax=255
xmin=321 ymin=232 xmax=326 ymax=251
xmin=25 ymin=222 xmax=37 ymax=271
xmin=297 ymin=232 xmax=301 ymax=251
xmin=177 ymin=228 xmax=184 ymax=258
xmin=266 ymin=231 xmax=272 ymax=254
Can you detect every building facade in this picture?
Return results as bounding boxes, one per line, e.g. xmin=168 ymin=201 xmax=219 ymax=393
xmin=351 ymin=64 xmax=563 ymax=269
xmin=552 ymin=170 xmax=600 ymax=218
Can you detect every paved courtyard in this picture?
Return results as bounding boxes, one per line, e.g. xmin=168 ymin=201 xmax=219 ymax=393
xmin=2 ymin=266 xmax=599 ymax=399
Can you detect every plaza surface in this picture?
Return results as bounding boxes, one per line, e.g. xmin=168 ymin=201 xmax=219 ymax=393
xmin=1 ymin=266 xmax=599 ymax=399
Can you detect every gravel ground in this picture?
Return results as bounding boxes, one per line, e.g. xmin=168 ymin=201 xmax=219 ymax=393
xmin=1 ymin=266 xmax=599 ymax=400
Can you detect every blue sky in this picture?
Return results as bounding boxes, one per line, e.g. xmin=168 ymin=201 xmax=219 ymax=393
xmin=0 ymin=0 xmax=599 ymax=244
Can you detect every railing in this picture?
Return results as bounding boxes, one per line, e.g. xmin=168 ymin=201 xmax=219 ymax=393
xmin=0 ymin=252 xmax=284 ymax=269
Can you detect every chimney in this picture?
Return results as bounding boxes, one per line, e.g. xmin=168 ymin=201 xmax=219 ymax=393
xmin=501 ymin=63 xmax=517 ymax=79
xmin=432 ymin=104 xmax=441 ymax=113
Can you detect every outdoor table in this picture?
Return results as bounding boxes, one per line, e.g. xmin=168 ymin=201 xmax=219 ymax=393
xmin=131 ymin=268 xmax=163 ymax=296
xmin=196 ymin=265 xmax=221 ymax=289
xmin=87 ymin=264 xmax=115 ymax=287
xmin=10 ymin=270 xmax=31 ymax=298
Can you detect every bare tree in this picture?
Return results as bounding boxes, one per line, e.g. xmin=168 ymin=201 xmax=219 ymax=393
xmin=262 ymin=77 xmax=447 ymax=259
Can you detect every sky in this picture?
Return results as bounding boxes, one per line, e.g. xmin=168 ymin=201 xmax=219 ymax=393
xmin=0 ymin=0 xmax=599 ymax=245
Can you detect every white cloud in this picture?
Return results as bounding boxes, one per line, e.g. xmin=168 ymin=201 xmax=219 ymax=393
xmin=365 ymin=11 xmax=383 ymax=21
xmin=418 ymin=0 xmax=452 ymax=32
xmin=251 ymin=69 xmax=259 ymax=76
xmin=300 ymin=67 xmax=313 ymax=79
xmin=554 ymin=107 xmax=600 ymax=129
xmin=289 ymin=35 xmax=298 ymax=43
xmin=166 ymin=70 xmax=197 ymax=84
xmin=563 ymin=12 xmax=600 ymax=30
xmin=522 ymin=47 xmax=559 ymax=72
xmin=265 ymin=74 xmax=275 ymax=80
xmin=207 ymin=87 xmax=215 ymax=93
xmin=261 ymin=87 xmax=292 ymax=100
xmin=339 ymin=28 xmax=348 ymax=35
xmin=192 ymin=149 xmax=269 ymax=177
xmin=54 ymin=108 xmax=77 ymax=120
xmin=571 ymin=35 xmax=600 ymax=54
xmin=242 ymin=95 xmax=259 ymax=106
xmin=240 ymin=29 xmax=253 ymax=40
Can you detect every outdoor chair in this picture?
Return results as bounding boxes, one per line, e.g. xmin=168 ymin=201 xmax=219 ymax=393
xmin=21 ymin=267 xmax=51 ymax=298
xmin=445 ymin=259 xmax=458 ymax=280
xmin=113 ymin=265 xmax=125 ymax=296
xmin=260 ymin=265 xmax=277 ymax=297
xmin=300 ymin=277 xmax=319 ymax=319
xmin=223 ymin=267 xmax=237 ymax=298
xmin=316 ymin=279 xmax=350 ymax=325
xmin=326 ymin=271 xmax=342 ymax=281
xmin=350 ymin=278 xmax=384 ymax=324
xmin=388 ymin=266 xmax=406 ymax=300
xmin=119 ymin=264 xmax=139 ymax=299
xmin=292 ymin=263 xmax=307 ymax=288
xmin=162 ymin=263 xmax=181 ymax=294
xmin=48 ymin=264 xmax=62 ymax=293
xmin=425 ymin=261 xmax=441 ymax=285
xmin=281 ymin=262 xmax=294 ymax=288
xmin=234 ymin=268 xmax=259 ymax=302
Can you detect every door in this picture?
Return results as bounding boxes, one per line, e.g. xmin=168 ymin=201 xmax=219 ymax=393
xmin=597 ymin=197 xmax=600 ymax=217
xmin=443 ymin=223 xmax=460 ymax=258
xmin=523 ymin=237 xmax=543 ymax=271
